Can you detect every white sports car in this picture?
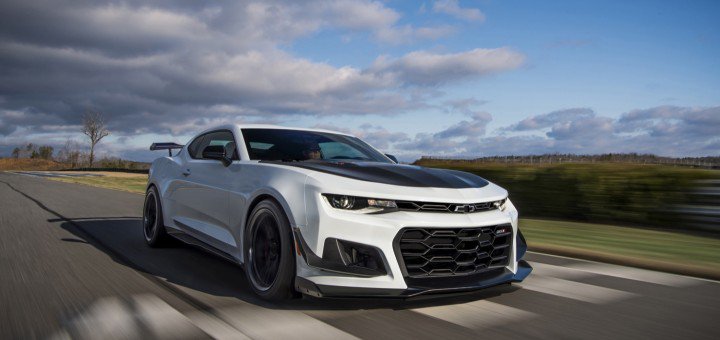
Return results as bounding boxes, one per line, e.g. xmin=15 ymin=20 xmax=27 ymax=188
xmin=145 ymin=124 xmax=532 ymax=299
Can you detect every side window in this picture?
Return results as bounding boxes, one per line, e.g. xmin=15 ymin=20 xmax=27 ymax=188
xmin=190 ymin=130 xmax=238 ymax=160
xmin=187 ymin=135 xmax=207 ymax=159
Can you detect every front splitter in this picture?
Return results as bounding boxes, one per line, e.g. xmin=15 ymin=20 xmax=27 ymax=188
xmin=296 ymin=260 xmax=533 ymax=298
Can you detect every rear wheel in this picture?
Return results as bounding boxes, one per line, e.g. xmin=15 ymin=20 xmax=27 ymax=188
xmin=244 ymin=199 xmax=296 ymax=300
xmin=143 ymin=186 xmax=171 ymax=247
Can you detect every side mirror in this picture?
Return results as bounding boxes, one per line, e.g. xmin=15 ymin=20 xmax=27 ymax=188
xmin=385 ymin=154 xmax=398 ymax=164
xmin=202 ymin=145 xmax=232 ymax=167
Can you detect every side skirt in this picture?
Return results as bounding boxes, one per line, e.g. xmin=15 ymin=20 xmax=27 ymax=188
xmin=166 ymin=229 xmax=241 ymax=266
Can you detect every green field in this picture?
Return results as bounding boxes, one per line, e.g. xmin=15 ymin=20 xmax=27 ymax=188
xmin=521 ymin=218 xmax=720 ymax=279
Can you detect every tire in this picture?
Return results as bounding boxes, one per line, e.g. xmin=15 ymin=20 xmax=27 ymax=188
xmin=143 ymin=186 xmax=171 ymax=247
xmin=244 ymin=199 xmax=296 ymax=300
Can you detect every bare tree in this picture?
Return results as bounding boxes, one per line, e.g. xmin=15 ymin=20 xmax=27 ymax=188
xmin=58 ymin=139 xmax=82 ymax=167
xmin=81 ymin=111 xmax=110 ymax=168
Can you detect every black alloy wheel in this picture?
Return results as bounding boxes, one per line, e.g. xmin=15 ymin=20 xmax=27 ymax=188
xmin=143 ymin=192 xmax=157 ymax=241
xmin=249 ymin=213 xmax=282 ymax=290
xmin=143 ymin=186 xmax=170 ymax=247
xmin=244 ymin=199 xmax=296 ymax=300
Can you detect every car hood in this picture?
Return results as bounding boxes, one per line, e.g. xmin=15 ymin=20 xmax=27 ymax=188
xmin=263 ymin=160 xmax=489 ymax=189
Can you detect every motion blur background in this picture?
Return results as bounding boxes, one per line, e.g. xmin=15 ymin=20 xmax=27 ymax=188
xmin=0 ymin=0 xmax=718 ymax=339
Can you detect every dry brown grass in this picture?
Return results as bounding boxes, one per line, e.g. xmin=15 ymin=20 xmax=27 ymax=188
xmin=47 ymin=173 xmax=147 ymax=194
xmin=0 ymin=158 xmax=64 ymax=171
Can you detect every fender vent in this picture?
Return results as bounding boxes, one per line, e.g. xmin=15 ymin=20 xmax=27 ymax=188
xmin=395 ymin=225 xmax=512 ymax=278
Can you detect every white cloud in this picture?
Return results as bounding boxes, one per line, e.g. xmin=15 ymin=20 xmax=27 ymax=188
xmin=0 ymin=0 xmax=527 ymax=160
xmin=435 ymin=111 xmax=492 ymax=139
xmin=375 ymin=24 xmax=456 ymax=44
xmin=325 ymin=0 xmax=400 ymax=30
xmin=390 ymin=106 xmax=720 ymax=160
xmin=509 ymin=108 xmax=595 ymax=131
xmin=432 ymin=0 xmax=485 ymax=22
xmin=371 ymin=48 xmax=525 ymax=85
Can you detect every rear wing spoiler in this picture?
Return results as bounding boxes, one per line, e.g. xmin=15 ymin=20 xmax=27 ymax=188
xmin=150 ymin=142 xmax=184 ymax=156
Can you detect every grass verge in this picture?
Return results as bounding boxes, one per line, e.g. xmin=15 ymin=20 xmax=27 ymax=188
xmin=46 ymin=172 xmax=147 ymax=194
xmin=521 ymin=218 xmax=720 ymax=280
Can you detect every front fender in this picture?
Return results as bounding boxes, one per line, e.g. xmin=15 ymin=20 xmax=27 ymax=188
xmin=226 ymin=162 xmax=309 ymax=263
xmin=244 ymin=185 xmax=306 ymax=229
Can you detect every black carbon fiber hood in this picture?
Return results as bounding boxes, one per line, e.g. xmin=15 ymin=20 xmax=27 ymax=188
xmin=266 ymin=160 xmax=489 ymax=188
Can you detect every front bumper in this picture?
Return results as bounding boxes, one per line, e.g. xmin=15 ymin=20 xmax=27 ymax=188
xmin=296 ymin=260 xmax=532 ymax=298
xmin=294 ymin=195 xmax=532 ymax=297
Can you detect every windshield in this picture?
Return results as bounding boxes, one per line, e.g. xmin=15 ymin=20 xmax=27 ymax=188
xmin=241 ymin=128 xmax=392 ymax=163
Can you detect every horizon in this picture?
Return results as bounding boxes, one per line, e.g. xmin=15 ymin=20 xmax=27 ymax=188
xmin=6 ymin=145 xmax=720 ymax=166
xmin=1 ymin=0 xmax=718 ymax=162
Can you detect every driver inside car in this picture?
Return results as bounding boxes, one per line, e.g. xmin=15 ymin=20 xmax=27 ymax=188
xmin=302 ymin=144 xmax=323 ymax=160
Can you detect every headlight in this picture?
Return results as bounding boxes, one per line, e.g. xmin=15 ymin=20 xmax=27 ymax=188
xmin=494 ymin=198 xmax=507 ymax=211
xmin=323 ymin=194 xmax=397 ymax=213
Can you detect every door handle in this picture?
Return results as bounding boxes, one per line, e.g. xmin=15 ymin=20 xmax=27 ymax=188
xmin=182 ymin=169 xmax=191 ymax=176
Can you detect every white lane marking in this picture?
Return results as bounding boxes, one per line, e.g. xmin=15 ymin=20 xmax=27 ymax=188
xmin=9 ymin=171 xmax=40 ymax=177
xmin=528 ymin=261 xmax=596 ymax=281
xmin=529 ymin=261 xmax=696 ymax=289
xmin=62 ymin=296 xmax=143 ymax=339
xmin=51 ymin=295 xmax=238 ymax=339
xmin=414 ymin=300 xmax=537 ymax=330
xmin=186 ymin=311 xmax=252 ymax=340
xmin=130 ymin=294 xmax=212 ymax=339
xmin=218 ymin=305 xmax=359 ymax=340
xmin=48 ymin=330 xmax=72 ymax=340
xmin=10 ymin=171 xmax=101 ymax=178
xmin=566 ymin=262 xmax=701 ymax=288
xmin=529 ymin=251 xmax=719 ymax=284
xmin=517 ymin=275 xmax=637 ymax=304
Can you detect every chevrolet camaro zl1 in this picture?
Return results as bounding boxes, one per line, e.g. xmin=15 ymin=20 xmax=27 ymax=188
xmin=145 ymin=125 xmax=532 ymax=299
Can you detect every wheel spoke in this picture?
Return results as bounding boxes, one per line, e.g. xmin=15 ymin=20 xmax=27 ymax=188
xmin=251 ymin=211 xmax=282 ymax=289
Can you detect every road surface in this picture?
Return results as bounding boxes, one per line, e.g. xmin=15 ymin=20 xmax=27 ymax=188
xmin=1 ymin=172 xmax=718 ymax=339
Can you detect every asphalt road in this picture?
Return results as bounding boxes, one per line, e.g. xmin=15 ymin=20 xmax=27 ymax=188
xmin=1 ymin=171 xmax=719 ymax=339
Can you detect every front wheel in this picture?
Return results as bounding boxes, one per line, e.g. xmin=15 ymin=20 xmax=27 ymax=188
xmin=244 ymin=199 xmax=296 ymax=300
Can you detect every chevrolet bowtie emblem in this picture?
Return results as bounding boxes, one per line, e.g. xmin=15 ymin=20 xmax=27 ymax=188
xmin=453 ymin=204 xmax=476 ymax=213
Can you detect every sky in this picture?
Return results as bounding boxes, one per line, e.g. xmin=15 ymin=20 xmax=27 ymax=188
xmin=0 ymin=0 xmax=718 ymax=162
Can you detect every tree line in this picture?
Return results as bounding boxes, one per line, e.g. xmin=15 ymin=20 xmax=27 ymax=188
xmin=9 ymin=111 xmax=113 ymax=168
xmin=9 ymin=140 xmax=145 ymax=169
xmin=11 ymin=143 xmax=54 ymax=160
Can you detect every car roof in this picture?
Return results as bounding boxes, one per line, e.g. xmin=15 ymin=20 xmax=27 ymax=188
xmin=187 ymin=124 xmax=356 ymax=146
xmin=236 ymin=124 xmax=354 ymax=137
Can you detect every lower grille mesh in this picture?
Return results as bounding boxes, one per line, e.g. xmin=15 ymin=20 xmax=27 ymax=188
xmin=397 ymin=225 xmax=512 ymax=278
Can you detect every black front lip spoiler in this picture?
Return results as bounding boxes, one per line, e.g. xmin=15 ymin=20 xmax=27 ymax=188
xmin=295 ymin=260 xmax=533 ymax=298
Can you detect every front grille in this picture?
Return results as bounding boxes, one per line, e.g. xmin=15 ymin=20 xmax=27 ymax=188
xmin=395 ymin=199 xmax=503 ymax=213
xmin=396 ymin=225 xmax=512 ymax=278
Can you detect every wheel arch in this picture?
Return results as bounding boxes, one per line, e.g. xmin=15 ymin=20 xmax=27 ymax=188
xmin=244 ymin=192 xmax=295 ymax=233
xmin=237 ymin=189 xmax=301 ymax=264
